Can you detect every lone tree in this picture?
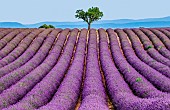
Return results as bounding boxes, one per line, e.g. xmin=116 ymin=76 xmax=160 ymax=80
xmin=75 ymin=7 xmax=103 ymax=30
xmin=39 ymin=24 xmax=55 ymax=29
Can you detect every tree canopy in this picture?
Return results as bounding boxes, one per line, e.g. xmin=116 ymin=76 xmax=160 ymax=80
xmin=75 ymin=7 xmax=103 ymax=29
xmin=39 ymin=24 xmax=55 ymax=29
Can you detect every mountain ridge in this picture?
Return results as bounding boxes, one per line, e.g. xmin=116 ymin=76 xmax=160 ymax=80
xmin=0 ymin=16 xmax=170 ymax=28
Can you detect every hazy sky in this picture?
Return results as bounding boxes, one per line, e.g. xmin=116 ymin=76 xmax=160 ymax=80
xmin=0 ymin=0 xmax=169 ymax=24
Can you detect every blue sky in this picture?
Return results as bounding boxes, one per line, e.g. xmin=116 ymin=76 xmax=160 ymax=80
xmin=0 ymin=0 xmax=169 ymax=24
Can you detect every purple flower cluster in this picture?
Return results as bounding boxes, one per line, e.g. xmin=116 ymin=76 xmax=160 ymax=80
xmin=0 ymin=29 xmax=72 ymax=110
xmin=0 ymin=29 xmax=65 ymax=109
xmin=140 ymin=28 xmax=170 ymax=60
xmin=150 ymin=28 xmax=170 ymax=51
xmin=0 ymin=29 xmax=32 ymax=60
xmin=123 ymin=29 xmax=170 ymax=78
xmin=0 ymin=28 xmax=5 ymax=32
xmin=132 ymin=28 xmax=170 ymax=67
xmin=158 ymin=28 xmax=170 ymax=39
xmin=105 ymin=28 xmax=170 ymax=110
xmin=0 ymin=28 xmax=170 ymax=110
xmin=78 ymin=29 xmax=109 ymax=110
xmin=0 ymin=30 xmax=22 ymax=50
xmin=165 ymin=28 xmax=170 ymax=31
xmin=0 ymin=29 xmax=52 ymax=77
xmin=107 ymin=28 xmax=169 ymax=98
xmin=115 ymin=29 xmax=170 ymax=92
xmin=34 ymin=29 xmax=87 ymax=110
xmin=0 ymin=29 xmax=44 ymax=67
xmin=0 ymin=29 xmax=15 ymax=40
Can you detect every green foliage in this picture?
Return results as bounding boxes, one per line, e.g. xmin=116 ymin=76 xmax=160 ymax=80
xmin=39 ymin=24 xmax=55 ymax=29
xmin=136 ymin=77 xmax=142 ymax=82
xmin=75 ymin=7 xmax=103 ymax=29
xmin=157 ymin=46 xmax=163 ymax=50
xmin=146 ymin=45 xmax=153 ymax=50
xmin=49 ymin=25 xmax=55 ymax=28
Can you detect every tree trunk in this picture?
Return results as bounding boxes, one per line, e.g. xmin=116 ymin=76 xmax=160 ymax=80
xmin=88 ymin=24 xmax=90 ymax=30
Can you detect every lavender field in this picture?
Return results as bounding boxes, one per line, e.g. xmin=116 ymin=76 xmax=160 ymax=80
xmin=0 ymin=28 xmax=170 ymax=110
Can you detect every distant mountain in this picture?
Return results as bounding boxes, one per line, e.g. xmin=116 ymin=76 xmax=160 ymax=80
xmin=0 ymin=16 xmax=170 ymax=28
xmin=0 ymin=22 xmax=26 ymax=28
xmin=93 ymin=16 xmax=170 ymax=24
xmin=53 ymin=21 xmax=170 ymax=29
xmin=95 ymin=19 xmax=134 ymax=24
xmin=134 ymin=16 xmax=170 ymax=22
xmin=91 ymin=21 xmax=170 ymax=29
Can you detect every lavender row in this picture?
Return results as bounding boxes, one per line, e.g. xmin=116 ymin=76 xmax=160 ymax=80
xmin=0 ymin=29 xmax=15 ymax=40
xmin=149 ymin=28 xmax=170 ymax=51
xmin=17 ymin=29 xmax=78 ymax=110
xmin=0 ymin=29 xmax=32 ymax=59
xmin=0 ymin=29 xmax=52 ymax=77
xmin=140 ymin=28 xmax=170 ymax=60
xmin=132 ymin=29 xmax=170 ymax=67
xmin=0 ymin=29 xmax=71 ymax=110
xmin=165 ymin=28 xmax=170 ymax=32
xmin=107 ymin=28 xmax=170 ymax=98
xmin=99 ymin=28 xmax=136 ymax=109
xmin=115 ymin=29 xmax=170 ymax=92
xmin=1 ymin=28 xmax=75 ymax=110
xmin=0 ymin=29 xmax=5 ymax=32
xmin=0 ymin=29 xmax=22 ymax=50
xmin=106 ymin=28 xmax=170 ymax=109
xmin=100 ymin=28 xmax=170 ymax=110
xmin=158 ymin=28 xmax=170 ymax=40
xmin=37 ymin=29 xmax=87 ymax=110
xmin=78 ymin=29 xmax=109 ymax=110
xmin=0 ymin=29 xmax=61 ymax=96
xmin=0 ymin=28 xmax=10 ymax=31
xmin=0 ymin=29 xmax=44 ymax=67
xmin=124 ymin=29 xmax=170 ymax=78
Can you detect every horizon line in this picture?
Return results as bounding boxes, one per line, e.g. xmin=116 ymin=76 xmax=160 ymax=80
xmin=0 ymin=16 xmax=169 ymax=25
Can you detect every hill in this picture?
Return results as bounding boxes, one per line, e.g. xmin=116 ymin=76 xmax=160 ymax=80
xmin=0 ymin=16 xmax=170 ymax=28
xmin=0 ymin=28 xmax=170 ymax=110
xmin=0 ymin=22 xmax=26 ymax=28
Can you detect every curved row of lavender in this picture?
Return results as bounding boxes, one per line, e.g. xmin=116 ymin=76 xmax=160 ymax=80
xmin=0 ymin=29 xmax=5 ymax=31
xmin=0 ymin=29 xmax=44 ymax=67
xmin=115 ymin=29 xmax=170 ymax=92
xmin=105 ymin=28 xmax=170 ymax=110
xmin=123 ymin=29 xmax=170 ymax=78
xmin=100 ymin=28 xmax=152 ymax=110
xmin=0 ymin=29 xmax=63 ymax=96
xmin=0 ymin=29 xmax=23 ymax=50
xmin=0 ymin=28 xmax=66 ymax=109
xmin=30 ymin=29 xmax=78 ymax=110
xmin=164 ymin=28 xmax=170 ymax=31
xmin=141 ymin=28 xmax=170 ymax=60
xmin=1 ymin=28 xmax=74 ymax=110
xmin=107 ymin=28 xmax=169 ymax=98
xmin=158 ymin=28 xmax=170 ymax=40
xmin=150 ymin=28 xmax=170 ymax=51
xmin=36 ymin=29 xmax=87 ymax=110
xmin=132 ymin=29 xmax=170 ymax=67
xmin=0 ymin=29 xmax=16 ymax=41
xmin=0 ymin=29 xmax=52 ymax=75
xmin=78 ymin=29 xmax=109 ymax=110
xmin=0 ymin=29 xmax=32 ymax=59
xmin=0 ymin=28 xmax=170 ymax=110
